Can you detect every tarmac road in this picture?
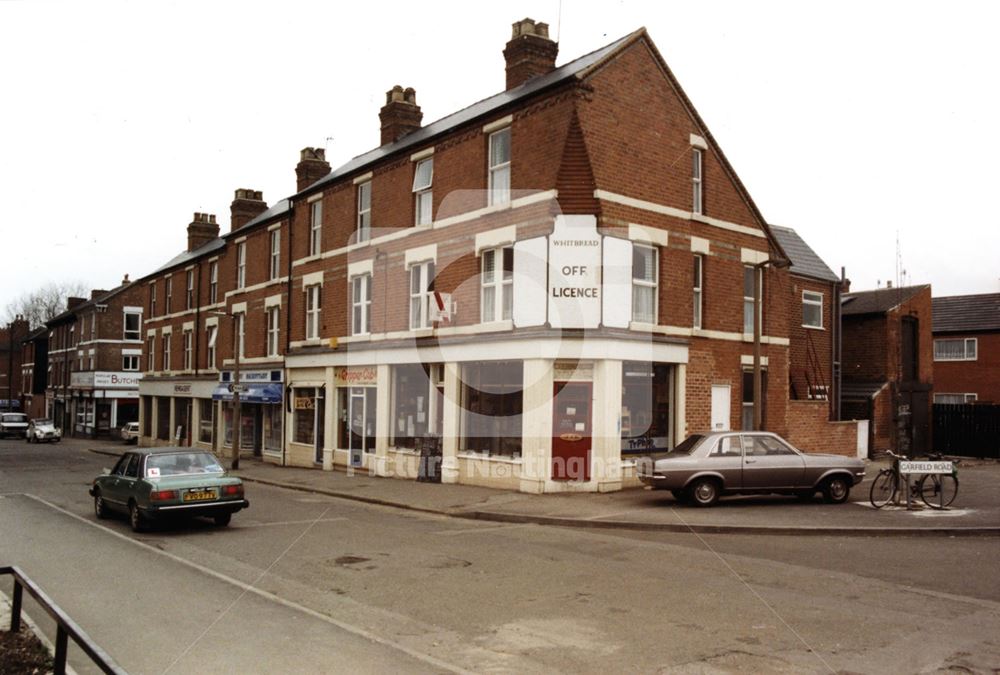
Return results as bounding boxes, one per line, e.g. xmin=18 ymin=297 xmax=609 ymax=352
xmin=3 ymin=438 xmax=1000 ymax=674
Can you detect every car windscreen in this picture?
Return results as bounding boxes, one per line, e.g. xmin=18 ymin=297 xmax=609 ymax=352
xmin=2 ymin=414 xmax=28 ymax=423
xmin=666 ymin=434 xmax=705 ymax=455
xmin=145 ymin=452 xmax=225 ymax=478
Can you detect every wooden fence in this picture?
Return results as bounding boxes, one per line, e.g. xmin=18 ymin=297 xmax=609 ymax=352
xmin=932 ymin=404 xmax=1000 ymax=459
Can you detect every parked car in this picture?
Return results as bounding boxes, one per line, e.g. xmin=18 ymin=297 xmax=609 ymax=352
xmin=89 ymin=447 xmax=249 ymax=531
xmin=0 ymin=413 xmax=29 ymax=438
xmin=636 ymin=431 xmax=866 ymax=507
xmin=25 ymin=418 xmax=61 ymax=443
xmin=120 ymin=421 xmax=140 ymax=444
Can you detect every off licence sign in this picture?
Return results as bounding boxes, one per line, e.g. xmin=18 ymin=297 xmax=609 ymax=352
xmin=899 ymin=460 xmax=953 ymax=475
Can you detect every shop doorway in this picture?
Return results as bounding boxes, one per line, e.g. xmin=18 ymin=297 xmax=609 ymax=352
xmin=551 ymin=382 xmax=592 ymax=481
xmin=340 ymin=387 xmax=376 ymax=467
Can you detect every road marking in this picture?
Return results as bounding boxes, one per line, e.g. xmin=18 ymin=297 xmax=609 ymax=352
xmin=23 ymin=494 xmax=472 ymax=675
xmin=433 ymin=523 xmax=530 ymax=536
xmin=239 ymin=516 xmax=350 ymax=528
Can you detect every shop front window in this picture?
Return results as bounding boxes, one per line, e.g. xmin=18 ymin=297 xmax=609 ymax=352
xmin=294 ymin=389 xmax=316 ymax=445
xmin=392 ymin=364 xmax=442 ymax=449
xmin=621 ymin=362 xmax=673 ymax=454
xmin=460 ymin=361 xmax=523 ymax=457
xmin=265 ymin=404 xmax=283 ymax=452
xmin=156 ymin=397 xmax=170 ymax=440
xmin=198 ymin=399 xmax=214 ymax=444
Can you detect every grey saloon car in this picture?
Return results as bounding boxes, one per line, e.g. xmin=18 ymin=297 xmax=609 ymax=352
xmin=636 ymin=431 xmax=866 ymax=506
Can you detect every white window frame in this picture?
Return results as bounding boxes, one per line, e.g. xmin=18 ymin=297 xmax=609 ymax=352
xmin=147 ymin=335 xmax=155 ymax=372
xmin=149 ymin=282 xmax=157 ymax=317
xmin=305 ymin=285 xmax=321 ymax=340
xmin=123 ymin=311 xmax=141 ymax=341
xmin=183 ymin=330 xmax=193 ymax=370
xmin=267 ymin=306 xmax=280 ymax=356
xmin=122 ymin=354 xmax=140 ymax=371
xmin=351 ymin=274 xmax=372 ymax=336
xmin=356 ymin=181 xmax=371 ymax=242
xmin=209 ymin=261 xmax=218 ymax=304
xmin=802 ymin=290 xmax=824 ymax=329
xmin=206 ymin=324 xmax=218 ymax=369
xmin=234 ymin=312 xmax=246 ymax=360
xmin=186 ymin=270 xmax=194 ymax=309
xmin=631 ymin=244 xmax=658 ymax=324
xmin=162 ymin=333 xmax=171 ymax=371
xmin=743 ymin=265 xmax=761 ymax=334
xmin=934 ymin=393 xmax=978 ymax=404
xmin=269 ymin=229 xmax=281 ymax=280
xmin=413 ymin=158 xmax=433 ymax=225
xmin=933 ymin=337 xmax=977 ymax=361
xmin=165 ymin=277 xmax=173 ymax=313
xmin=488 ymin=127 xmax=511 ymax=206
xmin=480 ymin=246 xmax=513 ymax=323
xmin=309 ymin=201 xmax=322 ymax=256
xmin=236 ymin=242 xmax=247 ymax=289
xmin=692 ymin=148 xmax=703 ymax=215
xmin=409 ymin=260 xmax=436 ymax=330
xmin=693 ymin=254 xmax=703 ymax=330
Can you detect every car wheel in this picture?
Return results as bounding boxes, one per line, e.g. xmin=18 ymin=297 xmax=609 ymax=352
xmin=687 ymin=478 xmax=720 ymax=507
xmin=128 ymin=501 xmax=147 ymax=532
xmin=213 ymin=513 xmax=232 ymax=527
xmin=822 ymin=476 xmax=851 ymax=504
xmin=94 ymin=492 xmax=110 ymax=519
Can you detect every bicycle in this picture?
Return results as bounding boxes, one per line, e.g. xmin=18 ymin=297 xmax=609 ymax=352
xmin=869 ymin=450 xmax=959 ymax=509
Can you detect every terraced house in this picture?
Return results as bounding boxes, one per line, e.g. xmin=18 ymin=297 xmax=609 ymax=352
xmin=137 ymin=19 xmax=863 ymax=492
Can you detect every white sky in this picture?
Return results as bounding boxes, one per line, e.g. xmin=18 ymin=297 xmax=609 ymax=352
xmin=2 ymin=0 xmax=998 ymax=316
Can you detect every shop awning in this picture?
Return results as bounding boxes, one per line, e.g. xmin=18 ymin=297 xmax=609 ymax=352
xmin=211 ymin=383 xmax=284 ymax=403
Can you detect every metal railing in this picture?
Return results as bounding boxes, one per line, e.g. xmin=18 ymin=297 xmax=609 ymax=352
xmin=1 ymin=565 xmax=126 ymax=674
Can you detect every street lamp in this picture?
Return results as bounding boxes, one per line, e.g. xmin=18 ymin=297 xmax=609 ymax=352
xmin=752 ymin=257 xmax=790 ymax=431
xmin=212 ymin=311 xmax=241 ymax=470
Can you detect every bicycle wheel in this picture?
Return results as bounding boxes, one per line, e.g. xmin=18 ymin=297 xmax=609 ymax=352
xmin=918 ymin=474 xmax=958 ymax=509
xmin=869 ymin=469 xmax=897 ymax=508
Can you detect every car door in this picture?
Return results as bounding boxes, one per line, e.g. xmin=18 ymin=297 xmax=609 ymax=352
xmin=705 ymin=434 xmax=745 ymax=488
xmin=740 ymin=434 xmax=806 ymax=489
xmin=104 ymin=453 xmax=140 ymax=509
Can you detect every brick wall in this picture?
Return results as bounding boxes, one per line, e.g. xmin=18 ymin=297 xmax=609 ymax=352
xmin=787 ymin=276 xmax=836 ymax=404
xmin=933 ymin=331 xmax=1000 ymax=404
xmin=785 ymin=400 xmax=859 ymax=456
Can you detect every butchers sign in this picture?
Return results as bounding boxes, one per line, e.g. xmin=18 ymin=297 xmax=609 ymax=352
xmin=548 ymin=215 xmax=601 ymax=328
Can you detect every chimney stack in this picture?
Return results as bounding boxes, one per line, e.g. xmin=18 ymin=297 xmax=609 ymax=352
xmin=296 ymin=148 xmax=331 ymax=192
xmin=504 ymin=18 xmax=558 ymax=90
xmin=66 ymin=297 xmax=87 ymax=311
xmin=90 ymin=289 xmax=108 ymax=300
xmin=379 ymin=85 xmax=423 ymax=146
xmin=230 ymin=189 xmax=268 ymax=232
xmin=187 ymin=212 xmax=219 ymax=252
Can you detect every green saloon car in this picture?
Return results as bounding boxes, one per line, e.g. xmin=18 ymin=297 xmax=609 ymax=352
xmin=90 ymin=447 xmax=249 ymax=531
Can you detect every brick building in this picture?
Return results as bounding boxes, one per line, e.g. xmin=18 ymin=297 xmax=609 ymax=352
xmin=44 ymin=280 xmax=145 ymax=437
xmin=932 ymin=293 xmax=1000 ymax=404
xmin=18 ymin=327 xmax=49 ymax=420
xmin=841 ymin=284 xmax=933 ymax=456
xmin=0 ymin=317 xmax=30 ymax=412
xmin=137 ymin=19 xmax=862 ymax=491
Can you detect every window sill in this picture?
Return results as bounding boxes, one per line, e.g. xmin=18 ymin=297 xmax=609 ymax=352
xmin=802 ymin=325 xmax=825 ymax=331
xmin=629 ymin=320 xmax=659 ymax=332
xmin=478 ymin=319 xmax=514 ymax=332
xmin=457 ymin=452 xmax=522 ymax=464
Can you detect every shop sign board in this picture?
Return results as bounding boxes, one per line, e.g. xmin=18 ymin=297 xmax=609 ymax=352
xmin=335 ymin=366 xmax=378 ymax=387
xmin=73 ymin=372 xmax=143 ymax=389
xmin=548 ymin=215 xmax=601 ymax=329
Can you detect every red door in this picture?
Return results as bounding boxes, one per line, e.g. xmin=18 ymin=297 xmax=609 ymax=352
xmin=551 ymin=382 xmax=592 ymax=481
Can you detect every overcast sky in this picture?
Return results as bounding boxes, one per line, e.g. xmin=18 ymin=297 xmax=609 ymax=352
xmin=2 ymin=0 xmax=998 ymax=319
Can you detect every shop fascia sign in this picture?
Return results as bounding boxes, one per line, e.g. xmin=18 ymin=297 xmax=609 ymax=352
xmin=512 ymin=215 xmax=634 ymax=329
xmin=220 ymin=370 xmax=281 ymax=383
xmin=335 ymin=366 xmax=378 ymax=387
xmin=71 ymin=371 xmax=143 ymax=389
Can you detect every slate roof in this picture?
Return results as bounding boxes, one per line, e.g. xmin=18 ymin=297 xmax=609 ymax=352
xmin=301 ymin=30 xmax=641 ymax=197
xmin=45 ymin=281 xmax=136 ymax=326
xmin=933 ymin=293 xmax=1000 ymax=333
xmin=148 ymin=237 xmax=226 ymax=277
xmin=769 ymin=225 xmax=838 ymax=283
xmin=841 ymin=285 xmax=929 ymax=316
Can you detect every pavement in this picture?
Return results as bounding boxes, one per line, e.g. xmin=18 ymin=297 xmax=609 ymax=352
xmin=87 ymin=442 xmax=1000 ymax=536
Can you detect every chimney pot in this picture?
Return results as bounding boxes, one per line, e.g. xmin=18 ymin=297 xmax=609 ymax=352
xmin=503 ymin=17 xmax=559 ymax=90
xmin=379 ymin=86 xmax=423 ymax=146
xmin=230 ymin=189 xmax=268 ymax=232
xmin=297 ymin=147 xmax=331 ymax=192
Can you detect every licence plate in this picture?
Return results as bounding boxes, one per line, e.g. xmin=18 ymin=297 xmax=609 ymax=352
xmin=184 ymin=489 xmax=218 ymax=502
